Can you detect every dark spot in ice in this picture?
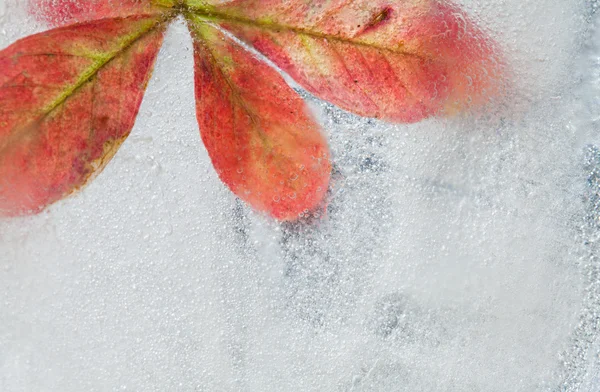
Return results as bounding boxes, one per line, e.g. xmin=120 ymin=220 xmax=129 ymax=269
xmin=359 ymin=154 xmax=387 ymax=173
xmin=372 ymin=293 xmax=408 ymax=338
xmin=584 ymin=145 xmax=600 ymax=235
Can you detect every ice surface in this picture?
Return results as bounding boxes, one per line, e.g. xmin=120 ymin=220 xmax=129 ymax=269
xmin=1 ymin=0 xmax=600 ymax=391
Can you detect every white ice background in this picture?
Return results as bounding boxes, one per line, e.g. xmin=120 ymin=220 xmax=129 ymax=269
xmin=1 ymin=0 xmax=600 ymax=390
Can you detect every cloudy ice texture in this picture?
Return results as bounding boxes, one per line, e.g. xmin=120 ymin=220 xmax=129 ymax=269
xmin=1 ymin=0 xmax=600 ymax=390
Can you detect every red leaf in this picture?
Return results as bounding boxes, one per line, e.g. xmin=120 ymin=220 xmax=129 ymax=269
xmin=189 ymin=18 xmax=331 ymax=220
xmin=189 ymin=0 xmax=502 ymax=122
xmin=1 ymin=1 xmax=503 ymax=221
xmin=29 ymin=0 xmax=166 ymax=26
xmin=0 ymin=15 xmax=169 ymax=216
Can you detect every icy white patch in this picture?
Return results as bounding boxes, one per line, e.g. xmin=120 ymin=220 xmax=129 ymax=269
xmin=0 ymin=1 xmax=599 ymax=391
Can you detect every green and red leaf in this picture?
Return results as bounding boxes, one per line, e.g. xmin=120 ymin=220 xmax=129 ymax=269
xmin=189 ymin=18 xmax=331 ymax=220
xmin=7 ymin=0 xmax=503 ymax=221
xmin=0 ymin=15 xmax=169 ymax=215
xmin=188 ymin=0 xmax=502 ymax=122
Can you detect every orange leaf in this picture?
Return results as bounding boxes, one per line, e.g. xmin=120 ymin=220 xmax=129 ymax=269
xmin=188 ymin=18 xmax=331 ymax=220
xmin=188 ymin=0 xmax=502 ymax=122
xmin=0 ymin=15 xmax=169 ymax=216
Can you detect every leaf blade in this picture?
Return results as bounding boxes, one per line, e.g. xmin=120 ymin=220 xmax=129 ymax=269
xmin=0 ymin=15 xmax=169 ymax=215
xmin=189 ymin=19 xmax=331 ymax=221
xmin=29 ymin=0 xmax=172 ymax=26
xmin=189 ymin=0 xmax=502 ymax=122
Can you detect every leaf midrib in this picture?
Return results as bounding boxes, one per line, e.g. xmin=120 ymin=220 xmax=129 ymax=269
xmin=41 ymin=15 xmax=171 ymax=123
xmin=189 ymin=19 xmax=275 ymax=153
xmin=0 ymin=14 xmax=173 ymax=155
xmin=185 ymin=6 xmax=423 ymax=58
